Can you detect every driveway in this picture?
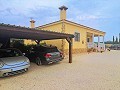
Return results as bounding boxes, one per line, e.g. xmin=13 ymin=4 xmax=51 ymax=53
xmin=0 ymin=50 xmax=120 ymax=90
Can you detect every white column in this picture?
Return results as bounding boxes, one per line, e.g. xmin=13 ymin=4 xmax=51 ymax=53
xmin=103 ymin=36 xmax=104 ymax=44
xmin=103 ymin=36 xmax=105 ymax=50
xmin=98 ymin=35 xmax=100 ymax=51
xmin=92 ymin=33 xmax=94 ymax=48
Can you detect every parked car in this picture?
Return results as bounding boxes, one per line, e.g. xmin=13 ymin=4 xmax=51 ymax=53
xmin=25 ymin=45 xmax=64 ymax=65
xmin=0 ymin=48 xmax=30 ymax=77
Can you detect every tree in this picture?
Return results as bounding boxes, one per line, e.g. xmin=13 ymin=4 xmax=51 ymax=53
xmin=105 ymin=41 xmax=113 ymax=44
xmin=119 ymin=33 xmax=120 ymax=43
xmin=113 ymin=36 xmax=115 ymax=44
xmin=115 ymin=37 xmax=118 ymax=44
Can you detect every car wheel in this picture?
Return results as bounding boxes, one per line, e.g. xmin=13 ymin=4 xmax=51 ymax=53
xmin=35 ymin=57 xmax=42 ymax=66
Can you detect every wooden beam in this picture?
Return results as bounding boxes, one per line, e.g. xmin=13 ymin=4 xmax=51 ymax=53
xmin=66 ymin=37 xmax=71 ymax=43
xmin=35 ymin=40 xmax=41 ymax=45
xmin=66 ymin=38 xmax=73 ymax=63
xmin=69 ymin=38 xmax=73 ymax=63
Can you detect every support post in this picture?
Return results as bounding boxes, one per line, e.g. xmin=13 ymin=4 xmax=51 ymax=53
xmin=103 ymin=36 xmax=104 ymax=44
xmin=35 ymin=40 xmax=41 ymax=45
xmin=66 ymin=38 xmax=73 ymax=63
xmin=103 ymin=36 xmax=105 ymax=50
xmin=92 ymin=33 xmax=94 ymax=48
xmin=98 ymin=35 xmax=100 ymax=51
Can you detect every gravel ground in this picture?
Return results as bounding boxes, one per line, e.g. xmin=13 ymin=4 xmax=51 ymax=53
xmin=0 ymin=50 xmax=120 ymax=90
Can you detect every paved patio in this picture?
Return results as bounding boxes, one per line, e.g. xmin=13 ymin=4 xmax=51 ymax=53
xmin=0 ymin=50 xmax=120 ymax=90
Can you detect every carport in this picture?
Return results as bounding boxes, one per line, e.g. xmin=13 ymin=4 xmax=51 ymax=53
xmin=0 ymin=23 xmax=74 ymax=63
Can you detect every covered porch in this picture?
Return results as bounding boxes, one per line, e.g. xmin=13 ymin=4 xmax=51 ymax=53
xmin=87 ymin=29 xmax=106 ymax=51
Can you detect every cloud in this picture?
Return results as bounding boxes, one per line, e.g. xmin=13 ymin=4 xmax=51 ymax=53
xmin=0 ymin=0 xmax=120 ymax=41
xmin=0 ymin=0 xmax=69 ymax=28
xmin=0 ymin=0 xmax=67 ymax=26
xmin=0 ymin=0 xmax=66 ymax=11
xmin=76 ymin=15 xmax=101 ymax=21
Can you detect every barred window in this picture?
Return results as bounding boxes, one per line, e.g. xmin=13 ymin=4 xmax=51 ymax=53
xmin=74 ymin=32 xmax=80 ymax=41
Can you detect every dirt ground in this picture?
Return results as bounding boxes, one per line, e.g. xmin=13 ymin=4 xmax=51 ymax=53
xmin=0 ymin=50 xmax=120 ymax=90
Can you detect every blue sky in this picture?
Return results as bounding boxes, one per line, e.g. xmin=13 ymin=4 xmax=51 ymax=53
xmin=0 ymin=0 xmax=120 ymax=41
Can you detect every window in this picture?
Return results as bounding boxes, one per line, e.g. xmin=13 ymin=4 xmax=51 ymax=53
xmin=74 ymin=32 xmax=80 ymax=41
xmin=87 ymin=38 xmax=90 ymax=42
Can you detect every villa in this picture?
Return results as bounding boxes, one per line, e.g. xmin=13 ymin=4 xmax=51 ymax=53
xmin=24 ymin=6 xmax=106 ymax=54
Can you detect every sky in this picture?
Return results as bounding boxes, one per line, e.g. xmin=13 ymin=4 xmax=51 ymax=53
xmin=0 ymin=0 xmax=120 ymax=41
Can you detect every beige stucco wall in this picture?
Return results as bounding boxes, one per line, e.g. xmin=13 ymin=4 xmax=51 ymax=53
xmin=24 ymin=39 xmax=36 ymax=45
xmin=87 ymin=29 xmax=105 ymax=36
xmin=87 ymin=36 xmax=93 ymax=42
xmin=39 ymin=22 xmax=88 ymax=53
xmin=38 ymin=23 xmax=63 ymax=50
xmin=64 ymin=23 xmax=87 ymax=50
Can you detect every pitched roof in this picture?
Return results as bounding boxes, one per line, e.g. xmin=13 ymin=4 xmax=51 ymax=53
xmin=37 ymin=19 xmax=105 ymax=34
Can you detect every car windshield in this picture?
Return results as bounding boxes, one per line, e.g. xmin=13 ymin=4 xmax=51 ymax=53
xmin=0 ymin=49 xmax=23 ymax=58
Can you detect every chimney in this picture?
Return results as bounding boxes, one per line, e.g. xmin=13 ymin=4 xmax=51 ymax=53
xmin=30 ymin=19 xmax=35 ymax=28
xmin=59 ymin=5 xmax=68 ymax=20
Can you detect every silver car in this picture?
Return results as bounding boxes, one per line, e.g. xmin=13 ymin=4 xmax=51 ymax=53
xmin=0 ymin=48 xmax=30 ymax=77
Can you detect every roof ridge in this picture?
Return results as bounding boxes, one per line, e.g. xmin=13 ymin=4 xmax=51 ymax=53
xmin=37 ymin=19 xmax=105 ymax=33
xmin=64 ymin=19 xmax=105 ymax=33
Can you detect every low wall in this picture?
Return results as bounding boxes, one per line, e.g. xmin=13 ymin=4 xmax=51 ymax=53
xmin=64 ymin=48 xmax=87 ymax=55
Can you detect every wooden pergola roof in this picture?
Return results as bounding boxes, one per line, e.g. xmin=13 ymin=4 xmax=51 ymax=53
xmin=0 ymin=23 xmax=74 ymax=40
xmin=0 ymin=23 xmax=74 ymax=63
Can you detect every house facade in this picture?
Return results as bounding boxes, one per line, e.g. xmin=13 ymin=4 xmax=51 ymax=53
xmin=25 ymin=6 xmax=105 ymax=54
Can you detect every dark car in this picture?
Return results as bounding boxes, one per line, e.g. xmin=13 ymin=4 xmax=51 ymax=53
xmin=25 ymin=45 xmax=64 ymax=65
